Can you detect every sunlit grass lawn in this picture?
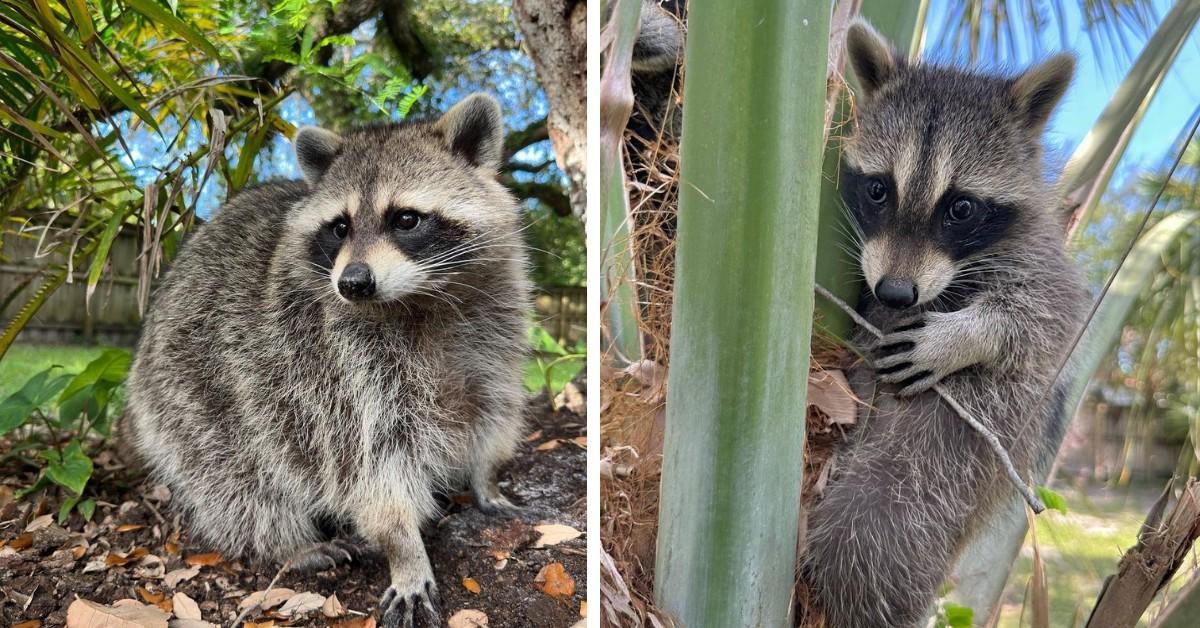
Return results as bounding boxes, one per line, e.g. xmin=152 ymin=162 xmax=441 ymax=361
xmin=0 ymin=344 xmax=117 ymax=399
xmin=997 ymin=481 xmax=1188 ymax=628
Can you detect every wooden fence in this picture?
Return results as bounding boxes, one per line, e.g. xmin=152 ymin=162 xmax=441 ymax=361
xmin=2 ymin=231 xmax=585 ymax=348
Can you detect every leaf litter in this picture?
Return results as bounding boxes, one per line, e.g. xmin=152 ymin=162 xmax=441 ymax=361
xmin=1 ymin=392 xmax=585 ymax=626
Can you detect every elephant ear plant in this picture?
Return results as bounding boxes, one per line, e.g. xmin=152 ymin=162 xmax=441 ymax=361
xmin=0 ymin=349 xmax=130 ymax=523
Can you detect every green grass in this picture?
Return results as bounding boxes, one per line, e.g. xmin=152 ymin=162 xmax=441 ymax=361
xmin=0 ymin=344 xmax=118 ymax=399
xmin=997 ymin=482 xmax=1188 ymax=627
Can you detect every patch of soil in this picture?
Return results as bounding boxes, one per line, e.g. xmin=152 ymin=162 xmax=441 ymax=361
xmin=0 ymin=393 xmax=586 ymax=627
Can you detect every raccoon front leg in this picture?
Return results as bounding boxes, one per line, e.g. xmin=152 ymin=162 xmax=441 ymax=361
xmin=872 ymin=303 xmax=1007 ymax=395
xmin=360 ymin=514 xmax=442 ymax=628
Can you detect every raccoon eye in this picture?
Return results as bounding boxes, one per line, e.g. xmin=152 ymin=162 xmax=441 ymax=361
xmin=947 ymin=197 xmax=976 ymax=222
xmin=866 ymin=178 xmax=888 ymax=205
xmin=391 ymin=209 xmax=421 ymax=231
xmin=332 ymin=220 xmax=350 ymax=240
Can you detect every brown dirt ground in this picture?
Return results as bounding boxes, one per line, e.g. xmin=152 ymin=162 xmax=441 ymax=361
xmin=0 ymin=392 xmax=586 ymax=627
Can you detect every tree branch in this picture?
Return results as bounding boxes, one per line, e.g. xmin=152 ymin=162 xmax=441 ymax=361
xmin=504 ymin=117 xmax=550 ymax=159
xmin=501 ymin=174 xmax=570 ymax=217
xmin=380 ymin=0 xmax=439 ymax=80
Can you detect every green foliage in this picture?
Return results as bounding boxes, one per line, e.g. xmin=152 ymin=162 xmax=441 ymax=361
xmin=0 ymin=0 xmax=576 ymax=363
xmin=524 ymin=323 xmax=585 ymax=397
xmin=526 ymin=205 xmax=586 ymax=287
xmin=934 ymin=603 xmax=974 ymax=628
xmin=0 ymin=349 xmax=129 ymax=522
xmin=1037 ymin=486 xmax=1069 ymax=515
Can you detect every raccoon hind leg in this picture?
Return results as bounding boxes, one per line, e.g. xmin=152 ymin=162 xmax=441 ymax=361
xmin=467 ymin=406 xmax=526 ymax=518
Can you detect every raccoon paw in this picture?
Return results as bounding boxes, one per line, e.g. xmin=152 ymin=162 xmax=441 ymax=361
xmin=287 ymin=539 xmax=359 ymax=573
xmin=474 ymin=492 xmax=523 ymax=518
xmin=871 ymin=316 xmax=948 ymax=396
xmin=379 ymin=578 xmax=442 ymax=628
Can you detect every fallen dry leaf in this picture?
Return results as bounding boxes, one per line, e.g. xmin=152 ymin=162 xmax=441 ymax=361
xmin=13 ymin=620 xmax=41 ymax=628
xmin=172 ymin=592 xmax=201 ymax=620
xmin=170 ymin=621 xmax=216 ymax=628
xmin=243 ymin=623 xmax=276 ymax=628
xmin=807 ymin=370 xmax=856 ymax=426
xmin=332 ymin=618 xmax=377 ymax=628
xmin=535 ymin=439 xmax=561 ymax=451
xmin=238 ymin=588 xmax=296 ymax=611
xmin=183 ymin=552 xmax=222 ymax=567
xmin=448 ymin=609 xmax=488 ymax=628
xmin=277 ymin=591 xmax=325 ymax=616
xmin=10 ymin=533 xmax=32 ymax=551
xmin=163 ymin=566 xmax=200 ymax=588
xmin=321 ymin=593 xmax=346 ymax=618
xmin=482 ymin=519 xmax=537 ymax=561
xmin=71 ymin=545 xmax=87 ymax=560
xmin=66 ymin=598 xmax=169 ymax=628
xmin=163 ymin=531 xmax=181 ymax=555
xmin=571 ymin=436 xmax=586 ymax=448
xmin=524 ymin=429 xmax=543 ymax=442
xmin=25 ymin=514 xmax=53 ymax=532
xmin=533 ymin=524 xmax=582 ymax=548
xmin=116 ymin=524 xmax=145 ymax=533
xmin=106 ymin=547 xmax=149 ymax=567
xmin=533 ymin=562 xmax=575 ymax=599
xmin=136 ymin=587 xmax=165 ymax=604
xmin=580 ymin=601 xmax=587 ymax=617
xmin=462 ymin=576 xmax=482 ymax=594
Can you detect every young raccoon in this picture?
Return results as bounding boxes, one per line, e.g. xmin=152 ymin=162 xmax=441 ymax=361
xmin=125 ymin=94 xmax=530 ymax=627
xmin=619 ymin=0 xmax=685 ymax=148
xmin=800 ymin=22 xmax=1087 ymax=627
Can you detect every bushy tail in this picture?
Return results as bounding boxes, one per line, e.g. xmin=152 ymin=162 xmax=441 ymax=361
xmin=801 ymin=411 xmax=986 ymax=627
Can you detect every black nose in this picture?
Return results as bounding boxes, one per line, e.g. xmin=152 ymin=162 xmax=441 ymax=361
xmin=875 ymin=276 xmax=918 ymax=309
xmin=337 ymin=263 xmax=375 ymax=300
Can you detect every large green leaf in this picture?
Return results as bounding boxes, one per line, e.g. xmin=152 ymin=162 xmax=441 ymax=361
xmin=1067 ymin=211 xmax=1200 ymax=405
xmin=124 ymin=0 xmax=220 ymax=59
xmin=59 ymin=349 xmax=131 ymax=403
xmin=1061 ymin=0 xmax=1200 ymax=234
xmin=43 ymin=440 xmax=93 ymax=496
xmin=654 ymin=0 xmax=828 ymax=623
xmin=598 ymin=0 xmax=643 ymax=364
xmin=85 ymin=210 xmax=128 ymax=310
xmin=0 ymin=368 xmax=70 ymax=435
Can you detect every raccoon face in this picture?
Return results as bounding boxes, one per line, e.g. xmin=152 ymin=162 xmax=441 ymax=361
xmin=287 ymin=94 xmax=517 ymax=305
xmin=842 ymin=21 xmax=1073 ymax=310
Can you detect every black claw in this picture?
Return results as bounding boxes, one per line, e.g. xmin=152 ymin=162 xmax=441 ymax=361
xmin=876 ymin=341 xmax=915 ymax=355
xmin=877 ymin=362 xmax=912 ymax=376
xmin=898 ymin=371 xmax=933 ymax=389
xmin=893 ymin=320 xmax=925 ymax=333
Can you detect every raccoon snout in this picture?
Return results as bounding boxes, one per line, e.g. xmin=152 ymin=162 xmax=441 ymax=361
xmin=337 ymin=263 xmax=376 ymax=300
xmin=875 ymin=276 xmax=918 ymax=309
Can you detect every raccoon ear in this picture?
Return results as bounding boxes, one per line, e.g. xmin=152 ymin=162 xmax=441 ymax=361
xmin=435 ymin=93 xmax=504 ymax=170
xmin=293 ymin=126 xmax=343 ymax=184
xmin=1011 ymin=53 xmax=1075 ymax=133
xmin=846 ymin=19 xmax=902 ymax=99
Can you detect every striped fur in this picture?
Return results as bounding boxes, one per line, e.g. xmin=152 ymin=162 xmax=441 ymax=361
xmin=125 ymin=94 xmax=530 ymax=626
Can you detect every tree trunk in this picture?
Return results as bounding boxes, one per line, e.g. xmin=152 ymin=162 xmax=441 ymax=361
xmin=512 ymin=0 xmax=588 ymax=216
xmin=653 ymin=1 xmax=829 ymax=624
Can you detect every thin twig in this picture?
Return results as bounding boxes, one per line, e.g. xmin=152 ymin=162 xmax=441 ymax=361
xmin=229 ymin=559 xmax=292 ymax=627
xmin=814 ymin=283 xmax=1045 ymax=513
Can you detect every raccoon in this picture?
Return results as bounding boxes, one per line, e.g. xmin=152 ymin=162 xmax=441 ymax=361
xmin=124 ymin=94 xmax=530 ymax=627
xmin=617 ymin=0 xmax=685 ymax=149
xmin=800 ymin=22 xmax=1087 ymax=627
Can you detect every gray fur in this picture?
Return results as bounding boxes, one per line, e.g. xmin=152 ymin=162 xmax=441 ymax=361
xmin=801 ymin=21 xmax=1086 ymax=627
xmin=621 ymin=0 xmax=685 ymax=145
xmin=125 ymin=93 xmax=530 ymax=627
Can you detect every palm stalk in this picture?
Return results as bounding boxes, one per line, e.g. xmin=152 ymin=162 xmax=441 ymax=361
xmin=653 ymin=1 xmax=828 ymax=624
xmin=599 ymin=0 xmax=644 ymax=363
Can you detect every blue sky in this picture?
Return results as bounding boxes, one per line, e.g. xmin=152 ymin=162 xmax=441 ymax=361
xmin=925 ymin=0 xmax=1200 ymax=180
